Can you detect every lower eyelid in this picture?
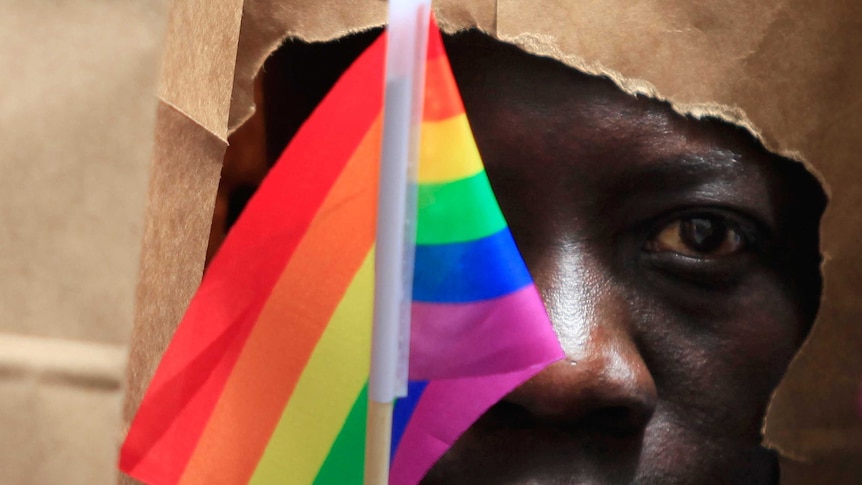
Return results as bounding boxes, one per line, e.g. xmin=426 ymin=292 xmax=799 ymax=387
xmin=640 ymin=250 xmax=754 ymax=289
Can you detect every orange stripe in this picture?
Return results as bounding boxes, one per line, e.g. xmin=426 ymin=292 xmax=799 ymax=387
xmin=423 ymin=56 xmax=465 ymax=121
xmin=178 ymin=116 xmax=382 ymax=485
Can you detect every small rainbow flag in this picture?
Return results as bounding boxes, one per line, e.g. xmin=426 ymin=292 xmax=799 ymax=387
xmin=388 ymin=25 xmax=563 ymax=484
xmin=119 ymin=20 xmax=562 ymax=485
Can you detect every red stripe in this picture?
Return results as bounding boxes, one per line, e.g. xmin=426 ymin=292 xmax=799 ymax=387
xmin=426 ymin=15 xmax=446 ymax=61
xmin=120 ymin=32 xmax=386 ymax=484
xmin=179 ymin=117 xmax=380 ymax=484
xmin=423 ymin=26 xmax=464 ymax=121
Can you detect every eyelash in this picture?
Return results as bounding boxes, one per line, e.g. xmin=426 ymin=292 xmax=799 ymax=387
xmin=644 ymin=209 xmax=763 ymax=251
xmin=638 ymin=208 xmax=768 ymax=287
xmin=651 ymin=216 xmax=747 ymax=256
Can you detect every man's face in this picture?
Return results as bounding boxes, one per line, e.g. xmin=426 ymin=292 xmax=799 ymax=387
xmin=421 ymin=32 xmax=824 ymax=485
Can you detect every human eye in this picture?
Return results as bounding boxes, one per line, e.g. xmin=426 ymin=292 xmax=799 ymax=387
xmin=644 ymin=215 xmax=745 ymax=259
xmin=641 ymin=210 xmax=767 ymax=287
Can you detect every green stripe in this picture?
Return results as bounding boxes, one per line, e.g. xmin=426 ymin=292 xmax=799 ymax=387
xmin=416 ymin=171 xmax=507 ymax=245
xmin=312 ymin=384 xmax=367 ymax=484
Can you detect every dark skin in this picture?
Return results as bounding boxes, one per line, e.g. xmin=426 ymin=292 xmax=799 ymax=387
xmin=230 ymin=29 xmax=825 ymax=485
xmin=419 ymin=32 xmax=825 ymax=485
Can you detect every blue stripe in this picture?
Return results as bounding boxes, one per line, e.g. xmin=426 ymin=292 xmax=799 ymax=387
xmin=413 ymin=228 xmax=532 ymax=303
xmin=391 ymin=380 xmax=429 ymax=461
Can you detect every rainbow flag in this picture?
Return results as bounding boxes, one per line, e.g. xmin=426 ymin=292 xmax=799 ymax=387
xmin=119 ymin=33 xmax=385 ymax=485
xmin=120 ymin=21 xmax=562 ymax=485
xmin=388 ymin=26 xmax=563 ymax=484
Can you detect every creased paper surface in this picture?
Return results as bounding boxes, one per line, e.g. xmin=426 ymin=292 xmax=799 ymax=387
xmin=0 ymin=0 xmax=168 ymax=484
xmin=119 ymin=0 xmax=243 ymax=483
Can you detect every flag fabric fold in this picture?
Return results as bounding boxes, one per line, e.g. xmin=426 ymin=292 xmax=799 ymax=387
xmin=120 ymin=19 xmax=563 ymax=485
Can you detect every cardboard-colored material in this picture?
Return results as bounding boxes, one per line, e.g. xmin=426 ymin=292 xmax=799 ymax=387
xmin=121 ymin=102 xmax=227 ymax=429
xmin=0 ymin=335 xmax=126 ymax=485
xmin=0 ymin=0 xmax=168 ymax=343
xmin=122 ymin=0 xmax=244 ymax=416
xmin=0 ymin=1 xmax=169 ymax=484
xmin=159 ymin=0 xmax=244 ymax=140
xmin=120 ymin=2 xmax=244 ymax=484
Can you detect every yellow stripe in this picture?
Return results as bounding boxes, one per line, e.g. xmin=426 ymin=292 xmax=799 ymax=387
xmin=419 ymin=114 xmax=484 ymax=184
xmin=249 ymin=249 xmax=374 ymax=484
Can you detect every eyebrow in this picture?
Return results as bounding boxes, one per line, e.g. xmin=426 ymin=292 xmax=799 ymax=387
xmin=634 ymin=149 xmax=744 ymax=180
xmin=609 ymin=147 xmax=778 ymax=227
xmin=610 ymin=149 xmax=748 ymax=198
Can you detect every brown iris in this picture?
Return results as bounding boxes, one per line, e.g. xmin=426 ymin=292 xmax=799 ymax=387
xmin=647 ymin=217 xmax=744 ymax=258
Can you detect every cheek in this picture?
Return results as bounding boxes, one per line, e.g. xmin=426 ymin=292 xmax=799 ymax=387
xmin=724 ymin=307 xmax=799 ymax=377
xmin=640 ymin=272 xmax=804 ymax=436
xmin=712 ymin=273 xmax=804 ymax=389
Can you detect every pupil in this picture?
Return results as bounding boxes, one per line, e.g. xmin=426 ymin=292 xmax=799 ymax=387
xmin=680 ymin=217 xmax=727 ymax=252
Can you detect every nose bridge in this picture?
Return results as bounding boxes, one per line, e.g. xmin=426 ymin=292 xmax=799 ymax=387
xmin=574 ymin=282 xmax=641 ymax=370
xmin=532 ymin=245 xmax=601 ymax=353
xmin=510 ymin=246 xmax=657 ymax=430
xmin=534 ymin=246 xmax=631 ymax=356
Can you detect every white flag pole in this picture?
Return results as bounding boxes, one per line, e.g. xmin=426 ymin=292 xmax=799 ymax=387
xmin=366 ymin=1 xmax=431 ymax=484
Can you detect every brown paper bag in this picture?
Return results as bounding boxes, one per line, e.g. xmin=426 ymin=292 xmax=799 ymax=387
xmin=0 ymin=1 xmax=169 ymax=484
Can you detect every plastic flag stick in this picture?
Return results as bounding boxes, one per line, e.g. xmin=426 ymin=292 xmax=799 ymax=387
xmin=366 ymin=1 xmax=432 ymax=484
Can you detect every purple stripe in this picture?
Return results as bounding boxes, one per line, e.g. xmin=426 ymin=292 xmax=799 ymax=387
xmin=409 ymin=284 xmax=559 ymax=380
xmin=389 ymin=362 xmax=562 ymax=485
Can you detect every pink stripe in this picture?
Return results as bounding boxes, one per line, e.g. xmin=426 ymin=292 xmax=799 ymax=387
xmin=410 ymin=284 xmax=561 ymax=380
xmin=389 ymin=363 xmax=558 ymax=485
